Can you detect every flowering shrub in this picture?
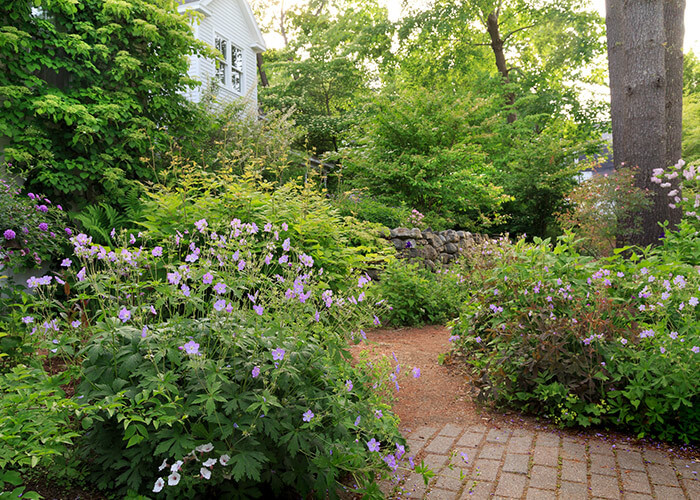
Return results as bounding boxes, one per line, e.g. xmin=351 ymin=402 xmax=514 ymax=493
xmin=449 ymin=234 xmax=700 ymax=442
xmin=14 ymin=218 xmax=419 ymax=497
xmin=0 ymin=173 xmax=70 ymax=271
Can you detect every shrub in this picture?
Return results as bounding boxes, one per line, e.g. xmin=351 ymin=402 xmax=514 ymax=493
xmin=0 ymin=173 xmax=70 ymax=272
xmin=17 ymin=218 xmax=417 ymax=497
xmin=377 ymin=260 xmax=471 ymax=327
xmin=449 ymin=234 xmax=700 ymax=442
xmin=556 ymin=166 xmax=651 ymax=257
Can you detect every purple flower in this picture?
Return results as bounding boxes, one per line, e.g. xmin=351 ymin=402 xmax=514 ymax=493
xmin=3 ymin=229 xmax=16 ymax=240
xmin=77 ymin=267 xmax=86 ymax=281
xmin=167 ymin=271 xmax=182 ymax=285
xmin=152 ymin=246 xmax=163 ymax=257
xmin=314 ymin=310 xmax=320 ymax=322
xmin=61 ymin=258 xmax=72 ymax=268
xmin=22 ymin=316 xmax=34 ymax=324
xmin=65 ymin=228 xmax=72 ymax=236
xmin=213 ymin=282 xmax=226 ymax=294
xmin=689 ymin=297 xmax=699 ymax=307
xmin=36 ymin=204 xmax=48 ymax=213
xmin=692 ymin=346 xmax=700 ymax=354
xmin=412 ymin=367 xmax=421 ymax=378
xmin=396 ymin=443 xmax=405 ymax=458
xmin=71 ymin=319 xmax=81 ymax=328
xmin=38 ymin=222 xmax=48 ymax=231
xmin=118 ymin=307 xmax=131 ymax=323
xmin=383 ymin=454 xmax=398 ymax=470
xmin=253 ymin=305 xmax=264 ymax=316
xmin=278 ymin=255 xmax=288 ymax=264
xmin=367 ymin=438 xmax=380 ymax=452
xmin=345 ymin=380 xmax=353 ymax=392
xmin=180 ymin=340 xmax=200 ymax=355
xmin=194 ymin=218 xmax=208 ymax=232
xmin=272 ymin=348 xmax=286 ymax=361
xmin=282 ymin=222 xmax=288 ymax=231
xmin=141 ymin=326 xmax=148 ymax=338
xmin=669 ymin=331 xmax=679 ymax=340
xmin=181 ymin=284 xmax=191 ymax=297
xmin=238 ymin=260 xmax=246 ymax=271
xmin=202 ymin=272 xmax=213 ymax=284
xmin=302 ymin=410 xmax=314 ymax=422
xmin=282 ymin=238 xmax=291 ymax=251
xmin=214 ymin=299 xmax=227 ymax=311
xmin=251 ymin=366 xmax=260 ymax=378
xmin=375 ymin=409 xmax=383 ymax=419
xmin=405 ymin=240 xmax=412 ymax=249
xmin=354 ymin=415 xmax=361 ymax=426
xmin=475 ymin=336 xmax=482 ymax=343
xmin=373 ymin=315 xmax=381 ymax=326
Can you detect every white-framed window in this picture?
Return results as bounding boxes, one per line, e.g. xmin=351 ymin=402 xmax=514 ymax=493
xmin=231 ymin=46 xmax=243 ymax=93
xmin=214 ymin=35 xmax=244 ymax=93
xmin=214 ymin=35 xmax=228 ymax=86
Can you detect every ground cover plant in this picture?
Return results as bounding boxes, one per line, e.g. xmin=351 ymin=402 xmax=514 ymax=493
xmin=449 ymin=230 xmax=700 ymax=443
xmin=0 ymin=216 xmax=427 ymax=498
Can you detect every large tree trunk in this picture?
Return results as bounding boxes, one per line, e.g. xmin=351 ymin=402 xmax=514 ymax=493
xmin=606 ymin=0 xmax=684 ymax=246
xmin=486 ymin=11 xmax=516 ymax=123
xmin=256 ymin=53 xmax=269 ymax=87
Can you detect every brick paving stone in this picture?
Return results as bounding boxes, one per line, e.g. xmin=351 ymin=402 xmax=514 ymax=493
xmin=407 ymin=439 xmax=429 ymax=455
xmin=591 ymin=453 xmax=618 ymax=476
xmin=426 ymin=488 xmax=458 ymax=500
xmin=591 ymin=473 xmax=622 ymax=499
xmin=464 ymin=424 xmax=487 ymax=433
xmin=479 ymin=443 xmax=506 ymax=460
xmin=647 ymin=463 xmax=680 ymax=487
xmin=457 ymin=432 xmax=485 ymax=448
xmin=486 ymin=428 xmax=512 ymax=443
xmin=529 ymin=465 xmax=557 ymax=490
xmin=472 ymin=458 xmax=501 ymax=482
xmin=681 ymin=477 xmax=700 ymax=498
xmin=589 ymin=439 xmax=616 ymax=457
xmin=439 ymin=423 xmax=464 ymax=438
xmin=503 ymin=453 xmax=529 ymax=474
xmin=507 ymin=435 xmax=533 ymax=454
xmin=620 ymin=470 xmax=651 ymax=494
xmin=426 ymin=436 xmax=458 ymax=455
xmin=434 ymin=467 xmax=469 ymax=491
xmin=561 ymin=439 xmax=587 ymax=460
xmin=641 ymin=449 xmax=671 ymax=466
xmin=424 ymin=453 xmax=450 ymax=470
xmin=512 ymin=428 xmax=534 ymax=438
xmin=535 ymin=433 xmax=560 ymax=448
xmin=525 ymin=488 xmax=554 ymax=500
xmin=561 ymin=459 xmax=588 ymax=483
xmin=532 ymin=446 xmax=559 ymax=467
xmin=652 ymin=485 xmax=687 ymax=500
xmin=411 ymin=426 xmax=439 ymax=441
xmin=495 ymin=472 xmax=527 ymax=498
xmin=459 ymin=480 xmax=494 ymax=500
xmin=560 ymin=480 xmax=589 ymax=498
xmin=452 ymin=447 xmax=476 ymax=468
xmin=401 ymin=472 xmax=429 ymax=499
xmin=617 ymin=450 xmax=645 ymax=472
xmin=621 ymin=493 xmax=653 ymax=500
xmin=673 ymin=458 xmax=700 ymax=479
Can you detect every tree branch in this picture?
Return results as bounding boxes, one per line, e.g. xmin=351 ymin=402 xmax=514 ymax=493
xmin=502 ymin=24 xmax=536 ymax=42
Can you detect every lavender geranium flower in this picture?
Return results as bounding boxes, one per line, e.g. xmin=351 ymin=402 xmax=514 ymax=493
xmin=152 ymin=246 xmax=163 ymax=257
xmin=194 ymin=218 xmax=208 ymax=232
xmin=61 ymin=258 xmax=72 ymax=268
xmin=118 ymin=307 xmax=131 ymax=323
xmin=38 ymin=222 xmax=48 ymax=231
xmin=303 ymin=409 xmax=314 ymax=422
xmin=345 ymin=379 xmax=353 ymax=392
xmin=412 ymin=367 xmax=421 ymax=378
xmin=238 ymin=260 xmax=246 ymax=271
xmin=367 ymin=438 xmax=380 ymax=452
xmin=214 ymin=299 xmax=227 ymax=311
xmin=180 ymin=340 xmax=200 ymax=355
xmin=253 ymin=305 xmax=263 ymax=316
xmin=692 ymin=346 xmax=700 ymax=354
xmin=213 ymin=282 xmax=226 ymax=294
xmin=251 ymin=366 xmax=260 ymax=378
xmin=3 ymin=229 xmax=15 ymax=240
xmin=22 ymin=316 xmax=34 ymax=324
xmin=202 ymin=272 xmax=213 ymax=284
xmin=282 ymin=238 xmax=291 ymax=251
xmin=272 ymin=348 xmax=286 ymax=361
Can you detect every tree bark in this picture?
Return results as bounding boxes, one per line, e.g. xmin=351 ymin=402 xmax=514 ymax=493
xmin=606 ymin=0 xmax=684 ymax=246
xmin=486 ymin=10 xmax=516 ymax=123
xmin=256 ymin=52 xmax=269 ymax=87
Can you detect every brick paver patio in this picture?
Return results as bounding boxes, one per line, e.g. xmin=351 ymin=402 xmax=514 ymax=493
xmin=380 ymin=423 xmax=699 ymax=499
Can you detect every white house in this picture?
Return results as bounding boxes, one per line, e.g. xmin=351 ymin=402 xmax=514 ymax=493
xmin=178 ymin=0 xmax=267 ymax=108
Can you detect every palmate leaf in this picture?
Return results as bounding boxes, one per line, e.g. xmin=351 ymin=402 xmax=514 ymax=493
xmin=229 ymin=450 xmax=267 ymax=482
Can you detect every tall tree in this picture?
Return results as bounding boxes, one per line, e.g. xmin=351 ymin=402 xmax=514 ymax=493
xmin=606 ymin=0 xmax=685 ymax=245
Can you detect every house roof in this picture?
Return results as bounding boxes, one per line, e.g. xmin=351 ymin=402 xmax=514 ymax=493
xmin=179 ymin=0 xmax=267 ymax=53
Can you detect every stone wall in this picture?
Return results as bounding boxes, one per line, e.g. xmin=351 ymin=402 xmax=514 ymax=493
xmin=385 ymin=227 xmax=492 ymax=269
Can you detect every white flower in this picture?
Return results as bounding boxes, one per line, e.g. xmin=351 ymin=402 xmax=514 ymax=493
xmin=203 ymin=458 xmax=217 ymax=467
xmin=158 ymin=459 xmax=169 ymax=471
xmin=200 ymin=467 xmax=212 ymax=480
xmin=167 ymin=471 xmax=181 ymax=486
xmin=171 ymin=460 xmax=183 ymax=472
xmin=195 ymin=442 xmax=214 ymax=453
xmin=668 ymin=189 xmax=678 ymax=197
xmin=153 ymin=477 xmax=165 ymax=493
xmin=219 ymin=454 xmax=230 ymax=466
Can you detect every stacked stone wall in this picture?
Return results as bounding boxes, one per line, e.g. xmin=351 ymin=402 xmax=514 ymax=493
xmin=385 ymin=227 xmax=492 ymax=269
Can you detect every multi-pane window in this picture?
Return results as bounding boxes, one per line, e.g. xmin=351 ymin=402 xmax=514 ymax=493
xmin=214 ymin=35 xmax=243 ymax=93
xmin=214 ymin=36 xmax=228 ymax=85
xmin=231 ymin=46 xmax=243 ymax=93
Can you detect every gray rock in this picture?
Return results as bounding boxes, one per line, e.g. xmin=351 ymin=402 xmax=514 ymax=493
xmin=392 ymin=227 xmax=411 ymax=238
xmin=391 ymin=238 xmax=405 ymax=250
xmin=423 ymin=245 xmax=438 ymax=260
xmin=445 ymin=243 xmax=458 ymax=254
xmin=423 ymin=259 xmax=435 ymax=271
xmin=409 ymin=228 xmax=422 ymax=239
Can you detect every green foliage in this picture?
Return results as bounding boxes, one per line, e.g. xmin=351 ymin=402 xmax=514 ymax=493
xmin=0 ymin=172 xmax=70 ymax=271
xmin=450 ymin=234 xmax=700 ymax=442
xmin=556 ymin=166 xmax=652 ymax=257
xmin=682 ymin=94 xmax=700 ymax=164
xmin=137 ymin=174 xmax=394 ymax=291
xmin=0 ymin=469 xmax=41 ymax=500
xmin=0 ymin=0 xmax=211 ymax=203
xmin=12 ymin=218 xmax=412 ymax=497
xmin=377 ymin=260 xmax=471 ymax=327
